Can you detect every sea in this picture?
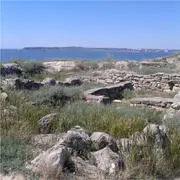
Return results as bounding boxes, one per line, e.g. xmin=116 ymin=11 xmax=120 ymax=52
xmin=0 ymin=49 xmax=176 ymax=62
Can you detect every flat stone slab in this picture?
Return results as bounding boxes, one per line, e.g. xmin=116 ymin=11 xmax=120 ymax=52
xmin=131 ymin=97 xmax=174 ymax=108
xmin=84 ymin=82 xmax=133 ymax=104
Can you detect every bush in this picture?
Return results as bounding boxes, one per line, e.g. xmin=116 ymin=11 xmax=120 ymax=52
xmin=127 ymin=61 xmax=139 ymax=71
xmin=76 ymin=61 xmax=99 ymax=71
xmin=122 ymin=89 xmax=134 ymax=99
xmin=17 ymin=61 xmax=45 ymax=77
xmin=31 ymin=86 xmax=83 ymax=106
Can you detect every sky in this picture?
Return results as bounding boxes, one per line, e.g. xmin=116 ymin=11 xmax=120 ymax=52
xmin=1 ymin=1 xmax=180 ymax=49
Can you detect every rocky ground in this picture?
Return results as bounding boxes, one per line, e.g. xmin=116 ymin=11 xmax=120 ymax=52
xmin=0 ymin=54 xmax=180 ymax=179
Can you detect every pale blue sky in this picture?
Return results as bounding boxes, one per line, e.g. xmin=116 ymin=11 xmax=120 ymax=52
xmin=1 ymin=1 xmax=180 ymax=49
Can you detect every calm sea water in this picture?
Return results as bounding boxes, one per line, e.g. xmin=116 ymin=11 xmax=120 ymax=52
xmin=0 ymin=49 xmax=175 ymax=62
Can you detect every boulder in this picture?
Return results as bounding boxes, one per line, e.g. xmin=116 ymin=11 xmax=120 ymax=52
xmin=63 ymin=126 xmax=91 ymax=158
xmin=143 ymin=124 xmax=160 ymax=136
xmin=15 ymin=78 xmax=43 ymax=90
xmin=90 ymin=132 xmax=118 ymax=152
xmin=26 ymin=144 xmax=70 ymax=178
xmin=84 ymin=82 xmax=133 ymax=104
xmin=1 ymin=63 xmax=22 ymax=76
xmin=31 ymin=133 xmax=65 ymax=151
xmin=171 ymin=102 xmax=180 ymax=110
xmin=72 ymin=156 xmax=103 ymax=179
xmin=1 ymin=92 xmax=8 ymax=101
xmin=174 ymin=91 xmax=180 ymax=102
xmin=41 ymin=77 xmax=56 ymax=85
xmin=1 ymin=78 xmax=17 ymax=90
xmin=38 ymin=113 xmax=57 ymax=134
xmin=91 ymin=146 xmax=124 ymax=175
xmin=64 ymin=77 xmax=83 ymax=86
xmin=164 ymin=108 xmax=180 ymax=120
xmin=143 ymin=124 xmax=168 ymax=150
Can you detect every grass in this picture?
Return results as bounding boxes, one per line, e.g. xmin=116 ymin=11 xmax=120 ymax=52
xmin=1 ymin=90 xmax=52 ymax=138
xmin=30 ymin=85 xmax=83 ymax=106
xmin=124 ymin=116 xmax=180 ymax=179
xmin=127 ymin=60 xmax=178 ymax=75
xmin=0 ymin=84 xmax=180 ymax=179
xmin=28 ymin=71 xmax=70 ymax=82
xmin=0 ymin=137 xmax=31 ymax=174
xmin=134 ymin=88 xmax=177 ymax=98
xmin=51 ymin=103 xmax=163 ymax=138
xmin=122 ymin=89 xmax=135 ymax=100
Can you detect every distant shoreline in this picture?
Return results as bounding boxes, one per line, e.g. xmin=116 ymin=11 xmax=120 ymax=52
xmin=1 ymin=48 xmax=179 ymax=62
xmin=1 ymin=47 xmax=180 ymax=53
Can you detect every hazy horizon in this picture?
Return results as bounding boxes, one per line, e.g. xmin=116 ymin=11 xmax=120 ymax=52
xmin=1 ymin=46 xmax=180 ymax=50
xmin=1 ymin=1 xmax=180 ymax=49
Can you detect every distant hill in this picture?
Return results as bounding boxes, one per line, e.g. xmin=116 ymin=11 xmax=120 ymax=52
xmin=23 ymin=47 xmax=180 ymax=53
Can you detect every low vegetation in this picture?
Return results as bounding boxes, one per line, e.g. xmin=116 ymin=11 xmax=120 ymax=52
xmin=17 ymin=61 xmax=45 ymax=77
xmin=1 ymin=56 xmax=180 ymax=179
xmin=0 ymin=137 xmax=31 ymax=174
xmin=31 ymin=86 xmax=83 ymax=106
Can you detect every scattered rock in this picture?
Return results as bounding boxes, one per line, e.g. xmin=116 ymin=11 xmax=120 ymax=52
xmin=164 ymin=107 xmax=180 ymax=120
xmin=38 ymin=113 xmax=57 ymax=134
xmin=41 ymin=77 xmax=56 ymax=85
xmin=1 ymin=78 xmax=17 ymax=90
xmin=131 ymin=97 xmax=174 ymax=108
xmin=72 ymin=156 xmax=103 ymax=179
xmin=171 ymin=102 xmax=180 ymax=110
xmin=91 ymin=146 xmax=124 ymax=175
xmin=26 ymin=144 xmax=70 ymax=177
xmin=90 ymin=132 xmax=118 ymax=152
xmin=1 ymin=92 xmax=8 ymax=104
xmin=1 ymin=63 xmax=22 ymax=76
xmin=64 ymin=77 xmax=83 ymax=86
xmin=143 ymin=124 xmax=168 ymax=150
xmin=174 ymin=91 xmax=180 ymax=102
xmin=31 ymin=133 xmax=65 ymax=149
xmin=15 ymin=78 xmax=43 ymax=90
xmin=63 ymin=126 xmax=91 ymax=158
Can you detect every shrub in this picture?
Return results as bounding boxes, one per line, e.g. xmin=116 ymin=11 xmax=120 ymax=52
xmin=17 ymin=61 xmax=45 ymax=77
xmin=76 ymin=61 xmax=99 ymax=71
xmin=127 ymin=61 xmax=139 ymax=71
xmin=122 ymin=89 xmax=134 ymax=99
xmin=101 ymin=62 xmax=115 ymax=70
xmin=31 ymin=86 xmax=83 ymax=106
xmin=0 ymin=64 xmax=22 ymax=77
